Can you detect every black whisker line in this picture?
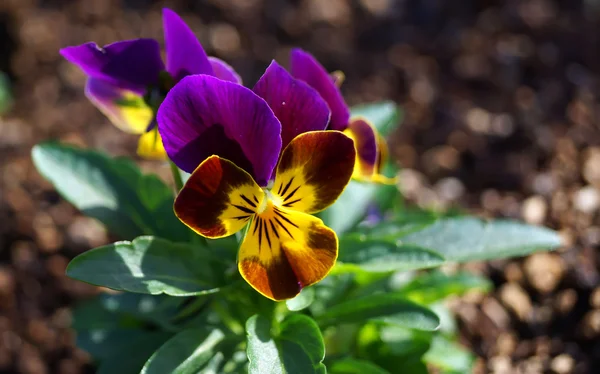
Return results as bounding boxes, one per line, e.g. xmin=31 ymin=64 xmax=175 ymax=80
xmin=253 ymin=195 xmax=260 ymax=204
xmin=283 ymin=198 xmax=302 ymax=207
xmin=280 ymin=176 xmax=295 ymax=197
xmin=284 ymin=185 xmax=301 ymax=202
xmin=232 ymin=215 xmax=250 ymax=220
xmin=273 ymin=208 xmax=299 ymax=228
xmin=274 ymin=216 xmax=294 ymax=238
xmin=258 ymin=217 xmax=263 ymax=250
xmin=233 ymin=204 xmax=254 ymax=214
xmin=240 ymin=194 xmax=256 ymax=208
xmin=269 ymin=220 xmax=280 ymax=239
xmin=252 ymin=217 xmax=260 ymax=235
xmin=264 ymin=219 xmax=272 ymax=249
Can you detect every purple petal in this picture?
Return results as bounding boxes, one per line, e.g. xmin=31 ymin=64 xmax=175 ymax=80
xmin=289 ymin=48 xmax=350 ymax=131
xmin=162 ymin=8 xmax=213 ymax=81
xmin=60 ymin=39 xmax=164 ymax=93
xmin=157 ymin=75 xmax=282 ymax=186
xmin=253 ymin=61 xmax=330 ymax=153
xmin=209 ymin=57 xmax=242 ymax=84
xmin=85 ymin=78 xmax=153 ymax=134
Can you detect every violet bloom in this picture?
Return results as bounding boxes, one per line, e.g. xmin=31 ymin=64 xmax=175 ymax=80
xmin=60 ymin=8 xmax=240 ymax=159
xmin=290 ymin=48 xmax=395 ymax=184
xmin=157 ymin=62 xmax=356 ymax=300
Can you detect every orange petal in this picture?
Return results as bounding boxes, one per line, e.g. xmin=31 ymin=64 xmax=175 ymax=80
xmin=174 ymin=155 xmax=264 ymax=238
xmin=272 ymin=131 xmax=355 ymax=213
xmin=238 ymin=200 xmax=338 ymax=300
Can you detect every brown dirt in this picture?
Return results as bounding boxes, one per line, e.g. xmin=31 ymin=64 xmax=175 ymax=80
xmin=0 ymin=0 xmax=599 ymax=373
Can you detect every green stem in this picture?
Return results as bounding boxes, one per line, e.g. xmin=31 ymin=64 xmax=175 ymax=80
xmin=170 ymin=160 xmax=184 ymax=192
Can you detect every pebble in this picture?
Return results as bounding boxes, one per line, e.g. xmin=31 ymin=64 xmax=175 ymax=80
xmin=523 ymin=253 xmax=564 ymax=293
xmin=398 ymin=169 xmax=426 ymax=199
xmin=66 ymin=216 xmax=108 ymax=250
xmin=555 ymin=289 xmax=578 ymax=315
xmin=580 ymin=310 xmax=600 ymax=338
xmin=500 ymin=283 xmax=533 ymax=321
xmin=482 ymin=297 xmax=511 ymax=329
xmin=572 ymin=185 xmax=600 ymax=213
xmin=495 ymin=333 xmax=517 ymax=356
xmin=531 ymin=172 xmax=557 ymax=196
xmin=488 ymin=355 xmax=513 ymax=374
xmin=590 ymin=287 xmax=600 ymax=308
xmin=434 ymin=177 xmax=465 ymax=202
xmin=583 ymin=147 xmax=600 ymax=185
xmin=522 ymin=195 xmax=548 ymax=224
xmin=550 ymin=354 xmax=574 ymax=374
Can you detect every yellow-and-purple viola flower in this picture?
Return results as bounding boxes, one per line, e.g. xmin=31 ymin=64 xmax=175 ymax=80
xmin=59 ymin=8 xmax=240 ymax=159
xmin=290 ymin=48 xmax=394 ymax=184
xmin=157 ymin=61 xmax=356 ymax=301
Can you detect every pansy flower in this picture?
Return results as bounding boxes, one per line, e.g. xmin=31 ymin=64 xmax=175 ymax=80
xmin=60 ymin=8 xmax=240 ymax=159
xmin=157 ymin=63 xmax=356 ymax=300
xmin=290 ymin=48 xmax=395 ymax=184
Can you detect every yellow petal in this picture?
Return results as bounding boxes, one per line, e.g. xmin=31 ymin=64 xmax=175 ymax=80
xmin=137 ymin=127 xmax=167 ymax=160
xmin=272 ymin=131 xmax=355 ymax=213
xmin=238 ymin=199 xmax=338 ymax=301
xmin=85 ymin=78 xmax=153 ymax=134
xmin=174 ymin=156 xmax=264 ymax=238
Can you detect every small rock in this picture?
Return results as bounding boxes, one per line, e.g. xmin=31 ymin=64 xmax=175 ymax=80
xmin=582 ymin=226 xmax=600 ymax=246
xmin=573 ymin=185 xmax=600 ymax=214
xmin=482 ymin=297 xmax=511 ymax=329
xmin=591 ymin=288 xmax=600 ymax=309
xmin=583 ymin=148 xmax=600 ymax=185
xmin=434 ymin=177 xmax=465 ymax=202
xmin=488 ymin=355 xmax=513 ymax=374
xmin=500 ymin=283 xmax=533 ymax=321
xmin=495 ymin=333 xmax=517 ymax=356
xmin=555 ymin=289 xmax=578 ymax=314
xmin=66 ymin=216 xmax=108 ymax=250
xmin=531 ymin=172 xmax=557 ymax=196
xmin=398 ymin=169 xmax=426 ymax=199
xmin=46 ymin=255 xmax=69 ymax=279
xmin=32 ymin=212 xmax=63 ymax=253
xmin=504 ymin=262 xmax=524 ymax=283
xmin=524 ymin=253 xmax=564 ymax=293
xmin=522 ymin=195 xmax=547 ymax=224
xmin=551 ymin=354 xmax=574 ymax=374
xmin=580 ymin=310 xmax=600 ymax=338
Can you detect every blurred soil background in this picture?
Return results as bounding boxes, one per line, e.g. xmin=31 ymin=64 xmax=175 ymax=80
xmin=0 ymin=0 xmax=599 ymax=373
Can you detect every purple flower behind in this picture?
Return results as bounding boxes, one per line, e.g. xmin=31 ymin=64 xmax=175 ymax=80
xmin=59 ymin=8 xmax=241 ymax=159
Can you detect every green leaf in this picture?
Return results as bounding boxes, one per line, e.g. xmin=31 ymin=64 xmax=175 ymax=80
xmin=95 ymin=332 xmax=172 ymax=374
xmin=400 ymin=217 xmax=562 ymax=262
xmin=423 ymin=335 xmax=474 ymax=374
xmin=320 ymin=102 xmax=402 ymax=234
xmin=330 ymin=358 xmax=390 ymax=374
xmin=395 ymin=272 xmax=492 ymax=305
xmin=317 ymin=294 xmax=440 ymax=331
xmin=72 ymin=293 xmax=184 ymax=331
xmin=337 ymin=237 xmax=445 ymax=273
xmin=141 ymin=329 xmax=225 ymax=374
xmin=286 ymin=287 xmax=315 ymax=311
xmin=355 ymin=324 xmax=431 ymax=373
xmin=31 ymin=143 xmax=189 ymax=240
xmin=246 ymin=314 xmax=326 ymax=374
xmin=66 ymin=236 xmax=226 ymax=296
